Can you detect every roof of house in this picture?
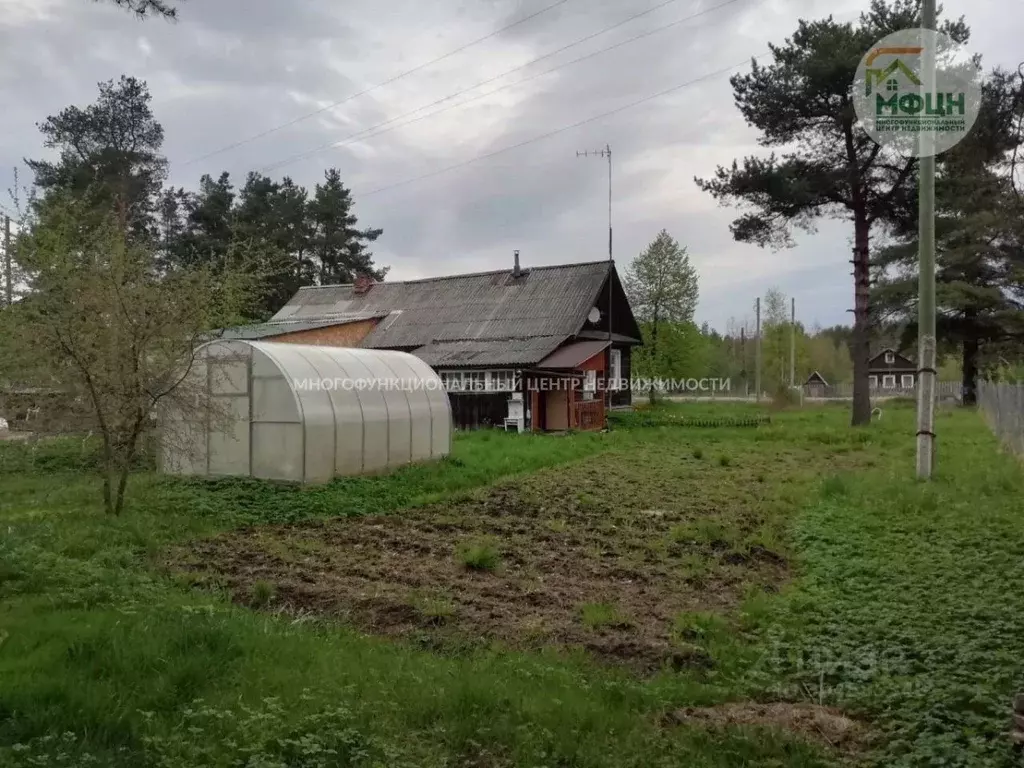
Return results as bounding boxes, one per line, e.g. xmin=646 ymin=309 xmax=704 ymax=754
xmin=413 ymin=336 xmax=567 ymax=368
xmin=270 ymin=260 xmax=620 ymax=355
xmin=869 ymin=347 xmax=916 ymax=368
xmin=214 ymin=313 xmax=387 ymax=341
xmin=537 ymin=339 xmax=611 ymax=369
xmin=804 ymin=370 xmax=829 ymax=385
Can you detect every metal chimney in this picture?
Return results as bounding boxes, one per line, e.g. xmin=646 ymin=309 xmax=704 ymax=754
xmin=512 ymin=250 xmax=521 ymax=278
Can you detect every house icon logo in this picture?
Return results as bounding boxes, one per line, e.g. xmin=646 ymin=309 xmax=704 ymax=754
xmin=853 ymin=29 xmax=980 ymax=158
xmin=864 ymin=48 xmax=923 ymax=96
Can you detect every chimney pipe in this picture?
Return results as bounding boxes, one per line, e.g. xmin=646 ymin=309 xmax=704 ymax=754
xmin=513 ymin=250 xmax=521 ymax=278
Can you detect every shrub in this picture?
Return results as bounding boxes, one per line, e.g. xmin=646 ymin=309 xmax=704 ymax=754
xmin=770 ymin=384 xmax=801 ymax=410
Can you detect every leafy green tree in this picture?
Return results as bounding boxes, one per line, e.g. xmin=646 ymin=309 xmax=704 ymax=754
xmin=623 ymin=230 xmax=699 ymax=402
xmin=631 ymin=321 xmax=707 ymax=393
xmin=695 ymin=0 xmax=969 ymax=425
xmin=14 ymin=191 xmax=251 ymax=514
xmin=26 ymin=76 xmax=167 ymax=243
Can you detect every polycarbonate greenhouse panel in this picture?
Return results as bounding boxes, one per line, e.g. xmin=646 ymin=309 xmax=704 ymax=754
xmin=159 ymin=339 xmax=451 ymax=484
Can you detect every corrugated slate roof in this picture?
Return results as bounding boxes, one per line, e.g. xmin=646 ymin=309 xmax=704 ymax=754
xmin=214 ymin=313 xmax=387 ymax=341
xmin=537 ymin=339 xmax=610 ymax=369
xmin=271 ymin=261 xmax=611 ymax=354
xmin=411 ymin=336 xmax=567 ymax=368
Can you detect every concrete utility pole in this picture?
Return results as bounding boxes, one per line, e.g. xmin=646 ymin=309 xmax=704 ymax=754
xmin=917 ymin=0 xmax=937 ymax=479
xmin=790 ymin=297 xmax=796 ymax=388
xmin=755 ymin=297 xmax=762 ymax=403
xmin=3 ymin=215 xmax=11 ymax=307
xmin=740 ymin=326 xmax=747 ymax=397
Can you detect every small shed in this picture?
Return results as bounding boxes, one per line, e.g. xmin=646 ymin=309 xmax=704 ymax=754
xmin=804 ymin=371 xmax=829 ymax=386
xmin=159 ymin=340 xmax=451 ymax=483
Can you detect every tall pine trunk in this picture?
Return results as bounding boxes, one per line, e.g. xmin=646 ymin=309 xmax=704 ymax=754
xmin=851 ymin=214 xmax=872 ymax=426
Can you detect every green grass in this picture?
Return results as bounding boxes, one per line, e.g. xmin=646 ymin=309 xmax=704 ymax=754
xmin=580 ymin=601 xmax=631 ymax=629
xmin=455 ymin=538 xmax=501 ymax=571
xmin=1 ymin=405 xmax=1023 ymax=766
xmin=249 ymin=579 xmax=276 ymax=608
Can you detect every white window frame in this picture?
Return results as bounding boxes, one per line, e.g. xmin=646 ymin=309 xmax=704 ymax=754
xmin=609 ymin=349 xmax=622 ymax=390
xmin=884 ymin=351 xmax=895 ymax=364
xmin=901 ymin=374 xmax=914 ymax=388
xmin=882 ymin=374 xmax=897 ymax=389
xmin=869 ymin=375 xmax=878 ymax=388
xmin=439 ymin=369 xmax=517 ymax=394
xmin=582 ymin=369 xmax=597 ymax=400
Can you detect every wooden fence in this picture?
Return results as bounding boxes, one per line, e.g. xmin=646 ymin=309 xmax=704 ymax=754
xmin=801 ymin=381 xmax=963 ymax=400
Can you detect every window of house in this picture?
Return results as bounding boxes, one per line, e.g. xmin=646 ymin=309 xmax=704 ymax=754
xmin=441 ymin=370 xmax=518 ymax=393
xmin=885 ymin=351 xmax=895 ymax=364
xmin=869 ymin=375 xmax=878 ymax=388
xmin=440 ymin=371 xmax=459 ymax=391
xmin=583 ymin=369 xmax=597 ymax=400
xmin=489 ymin=370 xmax=515 ymax=392
xmin=901 ymin=374 xmax=914 ymax=388
xmin=882 ymin=374 xmax=896 ymax=388
xmin=609 ymin=349 xmax=622 ymax=390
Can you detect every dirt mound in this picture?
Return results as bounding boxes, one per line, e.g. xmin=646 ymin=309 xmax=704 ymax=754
xmin=664 ymin=701 xmax=865 ymax=751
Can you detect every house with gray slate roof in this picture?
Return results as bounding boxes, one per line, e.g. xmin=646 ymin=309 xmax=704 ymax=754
xmin=219 ymin=254 xmax=643 ymax=430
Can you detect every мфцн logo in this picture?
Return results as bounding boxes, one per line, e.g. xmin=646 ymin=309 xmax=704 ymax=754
xmin=853 ymin=30 xmax=980 ymax=157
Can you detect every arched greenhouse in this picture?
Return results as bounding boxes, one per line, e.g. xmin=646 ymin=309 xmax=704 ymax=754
xmin=159 ymin=340 xmax=452 ymax=483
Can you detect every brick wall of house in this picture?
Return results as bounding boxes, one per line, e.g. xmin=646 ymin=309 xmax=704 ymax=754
xmin=268 ymin=319 xmax=379 ymax=347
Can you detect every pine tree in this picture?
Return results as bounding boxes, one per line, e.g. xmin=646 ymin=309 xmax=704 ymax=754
xmin=309 ymin=169 xmax=385 ymax=285
xmin=27 ymin=76 xmax=168 ymax=243
xmin=695 ymin=0 xmax=970 ymax=425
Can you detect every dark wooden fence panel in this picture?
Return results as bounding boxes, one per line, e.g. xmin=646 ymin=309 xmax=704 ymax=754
xmin=448 ymin=393 xmax=510 ymax=430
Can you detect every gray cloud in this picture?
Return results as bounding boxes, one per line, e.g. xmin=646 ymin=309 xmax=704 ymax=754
xmin=0 ymin=0 xmax=1015 ymax=329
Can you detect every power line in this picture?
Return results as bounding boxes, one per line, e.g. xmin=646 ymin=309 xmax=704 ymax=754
xmin=359 ymin=54 xmax=764 ymax=199
xmin=260 ymin=0 xmax=748 ymax=174
xmin=180 ymin=0 xmax=576 ymax=168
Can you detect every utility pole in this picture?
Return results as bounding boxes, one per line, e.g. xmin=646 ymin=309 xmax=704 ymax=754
xmin=577 ymin=145 xmax=613 ymax=409
xmin=755 ymin=297 xmax=762 ymax=403
xmin=740 ymin=326 xmax=747 ymax=397
xmin=790 ymin=297 xmax=796 ymax=388
xmin=917 ymin=0 xmax=937 ymax=479
xmin=3 ymin=215 xmax=11 ymax=308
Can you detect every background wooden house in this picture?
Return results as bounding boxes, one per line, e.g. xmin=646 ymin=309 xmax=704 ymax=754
xmin=868 ymin=348 xmax=917 ymax=390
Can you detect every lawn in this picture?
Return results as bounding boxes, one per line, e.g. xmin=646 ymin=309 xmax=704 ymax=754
xmin=1 ymin=402 xmax=1023 ymax=767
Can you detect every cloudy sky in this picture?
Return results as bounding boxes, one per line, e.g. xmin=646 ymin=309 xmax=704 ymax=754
xmin=0 ymin=0 xmax=1018 ymax=330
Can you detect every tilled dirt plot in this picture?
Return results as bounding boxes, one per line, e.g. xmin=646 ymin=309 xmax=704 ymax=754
xmin=170 ymin=438 xmax=857 ymax=670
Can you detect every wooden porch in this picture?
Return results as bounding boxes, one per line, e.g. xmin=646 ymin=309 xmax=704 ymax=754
xmin=573 ymin=398 xmax=604 ymax=430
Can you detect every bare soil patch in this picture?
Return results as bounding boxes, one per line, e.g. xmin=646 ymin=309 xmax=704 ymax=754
xmin=169 ymin=439 xmax=862 ymax=670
